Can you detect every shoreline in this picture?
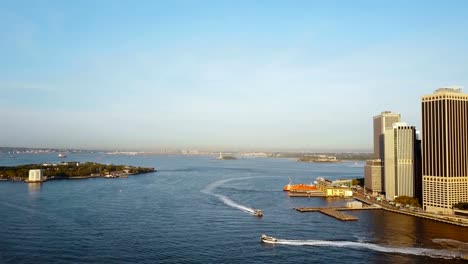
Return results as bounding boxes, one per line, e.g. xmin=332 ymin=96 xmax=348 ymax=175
xmin=7 ymin=171 xmax=155 ymax=183
xmin=354 ymin=194 xmax=468 ymax=227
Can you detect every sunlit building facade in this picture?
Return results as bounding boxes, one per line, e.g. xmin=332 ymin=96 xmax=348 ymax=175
xmin=364 ymin=111 xmax=401 ymax=195
xmin=364 ymin=159 xmax=383 ymax=194
xmin=28 ymin=169 xmax=44 ymax=182
xmin=384 ymin=123 xmax=417 ymax=200
xmin=373 ymin=111 xmax=401 ymax=160
xmin=422 ymin=87 xmax=468 ymax=213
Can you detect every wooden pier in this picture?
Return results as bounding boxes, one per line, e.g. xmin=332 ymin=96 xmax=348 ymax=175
xmin=294 ymin=205 xmax=381 ymax=221
xmin=319 ymin=209 xmax=358 ymax=221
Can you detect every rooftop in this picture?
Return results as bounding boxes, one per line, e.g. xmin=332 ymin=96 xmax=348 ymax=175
xmin=435 ymin=86 xmax=463 ymax=93
xmin=422 ymin=86 xmax=468 ymax=100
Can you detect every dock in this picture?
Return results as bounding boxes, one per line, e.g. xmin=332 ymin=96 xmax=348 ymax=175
xmin=294 ymin=205 xmax=381 ymax=221
xmin=319 ymin=209 xmax=358 ymax=221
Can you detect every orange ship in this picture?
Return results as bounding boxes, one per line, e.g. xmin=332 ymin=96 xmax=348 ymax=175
xmin=283 ymin=178 xmax=317 ymax=191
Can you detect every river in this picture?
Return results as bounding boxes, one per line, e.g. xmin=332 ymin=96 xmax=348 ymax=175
xmin=0 ymin=153 xmax=466 ymax=263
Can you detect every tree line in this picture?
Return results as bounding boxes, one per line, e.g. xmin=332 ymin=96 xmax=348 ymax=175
xmin=0 ymin=162 xmax=155 ymax=180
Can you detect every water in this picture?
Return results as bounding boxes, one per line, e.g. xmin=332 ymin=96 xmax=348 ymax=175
xmin=0 ymin=153 xmax=467 ymax=263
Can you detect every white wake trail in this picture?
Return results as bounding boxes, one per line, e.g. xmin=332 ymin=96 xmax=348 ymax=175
xmin=211 ymin=193 xmax=255 ymax=214
xmin=201 ymin=176 xmax=276 ymax=215
xmin=273 ymin=239 xmax=464 ymax=259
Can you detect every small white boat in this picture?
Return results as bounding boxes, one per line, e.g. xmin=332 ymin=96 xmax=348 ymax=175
xmin=58 ymin=153 xmax=67 ymax=158
xmin=260 ymin=234 xmax=277 ymax=244
xmin=253 ymin=209 xmax=263 ymax=217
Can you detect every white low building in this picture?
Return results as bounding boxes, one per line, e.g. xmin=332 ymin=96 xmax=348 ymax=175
xmin=28 ymin=169 xmax=44 ymax=182
xmin=347 ymin=201 xmax=363 ymax=209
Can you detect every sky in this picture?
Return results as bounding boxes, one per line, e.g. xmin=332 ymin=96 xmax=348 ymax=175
xmin=1 ymin=0 xmax=468 ymax=151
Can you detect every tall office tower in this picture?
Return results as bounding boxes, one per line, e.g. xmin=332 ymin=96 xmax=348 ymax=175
xmin=414 ymin=132 xmax=423 ymax=204
xmin=364 ymin=111 xmax=401 ymax=195
xmin=383 ymin=123 xmax=417 ymax=200
xmin=422 ymin=87 xmax=468 ymax=214
xmin=373 ymin=111 xmax=401 ymax=160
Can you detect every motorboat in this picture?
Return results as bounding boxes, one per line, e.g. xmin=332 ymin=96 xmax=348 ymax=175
xmin=260 ymin=234 xmax=277 ymax=244
xmin=253 ymin=209 xmax=263 ymax=217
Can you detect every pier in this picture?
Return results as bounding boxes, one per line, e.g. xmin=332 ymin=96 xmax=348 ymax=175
xmin=319 ymin=209 xmax=358 ymax=221
xmin=294 ymin=205 xmax=381 ymax=221
xmin=289 ymin=189 xmax=468 ymax=226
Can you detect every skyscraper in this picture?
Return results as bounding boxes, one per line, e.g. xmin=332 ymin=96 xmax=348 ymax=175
xmin=422 ymin=87 xmax=468 ymax=214
xmin=373 ymin=111 xmax=401 ymax=160
xmin=383 ymin=122 xmax=417 ymax=200
xmin=365 ymin=111 xmax=401 ymax=195
xmin=414 ymin=133 xmax=423 ymax=204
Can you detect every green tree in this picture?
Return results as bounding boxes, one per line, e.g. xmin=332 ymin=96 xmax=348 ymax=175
xmin=394 ymin=196 xmax=420 ymax=207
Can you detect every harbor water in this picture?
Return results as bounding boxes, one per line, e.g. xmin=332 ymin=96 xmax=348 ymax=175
xmin=0 ymin=153 xmax=467 ymax=263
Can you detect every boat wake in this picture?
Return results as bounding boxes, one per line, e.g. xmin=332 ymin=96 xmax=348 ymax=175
xmin=211 ymin=192 xmax=255 ymax=214
xmin=271 ymin=238 xmax=467 ymax=260
xmin=202 ymin=176 xmax=275 ymax=215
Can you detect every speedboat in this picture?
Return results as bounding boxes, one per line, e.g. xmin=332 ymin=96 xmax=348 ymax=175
xmin=260 ymin=234 xmax=277 ymax=244
xmin=254 ymin=209 xmax=263 ymax=217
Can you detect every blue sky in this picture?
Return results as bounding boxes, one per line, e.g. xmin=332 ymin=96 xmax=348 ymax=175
xmin=1 ymin=1 xmax=468 ymax=151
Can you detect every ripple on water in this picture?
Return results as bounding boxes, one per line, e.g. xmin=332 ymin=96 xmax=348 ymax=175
xmin=0 ymin=155 xmax=467 ymax=264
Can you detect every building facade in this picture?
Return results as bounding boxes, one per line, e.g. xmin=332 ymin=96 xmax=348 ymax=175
xmin=384 ymin=123 xmax=417 ymax=200
xmin=373 ymin=111 xmax=401 ymax=160
xmin=422 ymin=87 xmax=468 ymax=213
xmin=365 ymin=111 xmax=401 ymax=195
xmin=28 ymin=169 xmax=44 ymax=182
xmin=364 ymin=159 xmax=383 ymax=194
xmin=414 ymin=135 xmax=423 ymax=204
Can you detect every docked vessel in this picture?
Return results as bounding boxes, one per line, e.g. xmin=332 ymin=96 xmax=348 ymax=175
xmin=260 ymin=234 xmax=277 ymax=244
xmin=283 ymin=178 xmax=317 ymax=191
xmin=253 ymin=209 xmax=263 ymax=217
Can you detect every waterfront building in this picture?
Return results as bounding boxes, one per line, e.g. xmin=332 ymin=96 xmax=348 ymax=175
xmin=373 ymin=111 xmax=401 ymax=160
xmin=422 ymin=87 xmax=468 ymax=214
xmin=364 ymin=159 xmax=383 ymax=194
xmin=316 ymin=178 xmax=353 ymax=197
xmin=28 ymin=169 xmax=44 ymax=182
xmin=383 ymin=123 xmax=418 ymax=200
xmin=332 ymin=179 xmax=353 ymax=188
xmin=414 ymin=133 xmax=423 ymax=204
xmin=364 ymin=111 xmax=400 ymax=195
xmin=346 ymin=201 xmax=363 ymax=209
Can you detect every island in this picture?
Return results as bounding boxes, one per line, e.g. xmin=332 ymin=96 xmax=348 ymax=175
xmin=297 ymin=154 xmax=340 ymax=163
xmin=265 ymin=152 xmax=373 ymax=162
xmin=0 ymin=162 xmax=156 ymax=182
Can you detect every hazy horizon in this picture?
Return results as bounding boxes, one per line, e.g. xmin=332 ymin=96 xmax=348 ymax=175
xmin=2 ymin=1 xmax=468 ymax=150
xmin=0 ymin=145 xmax=373 ymax=153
